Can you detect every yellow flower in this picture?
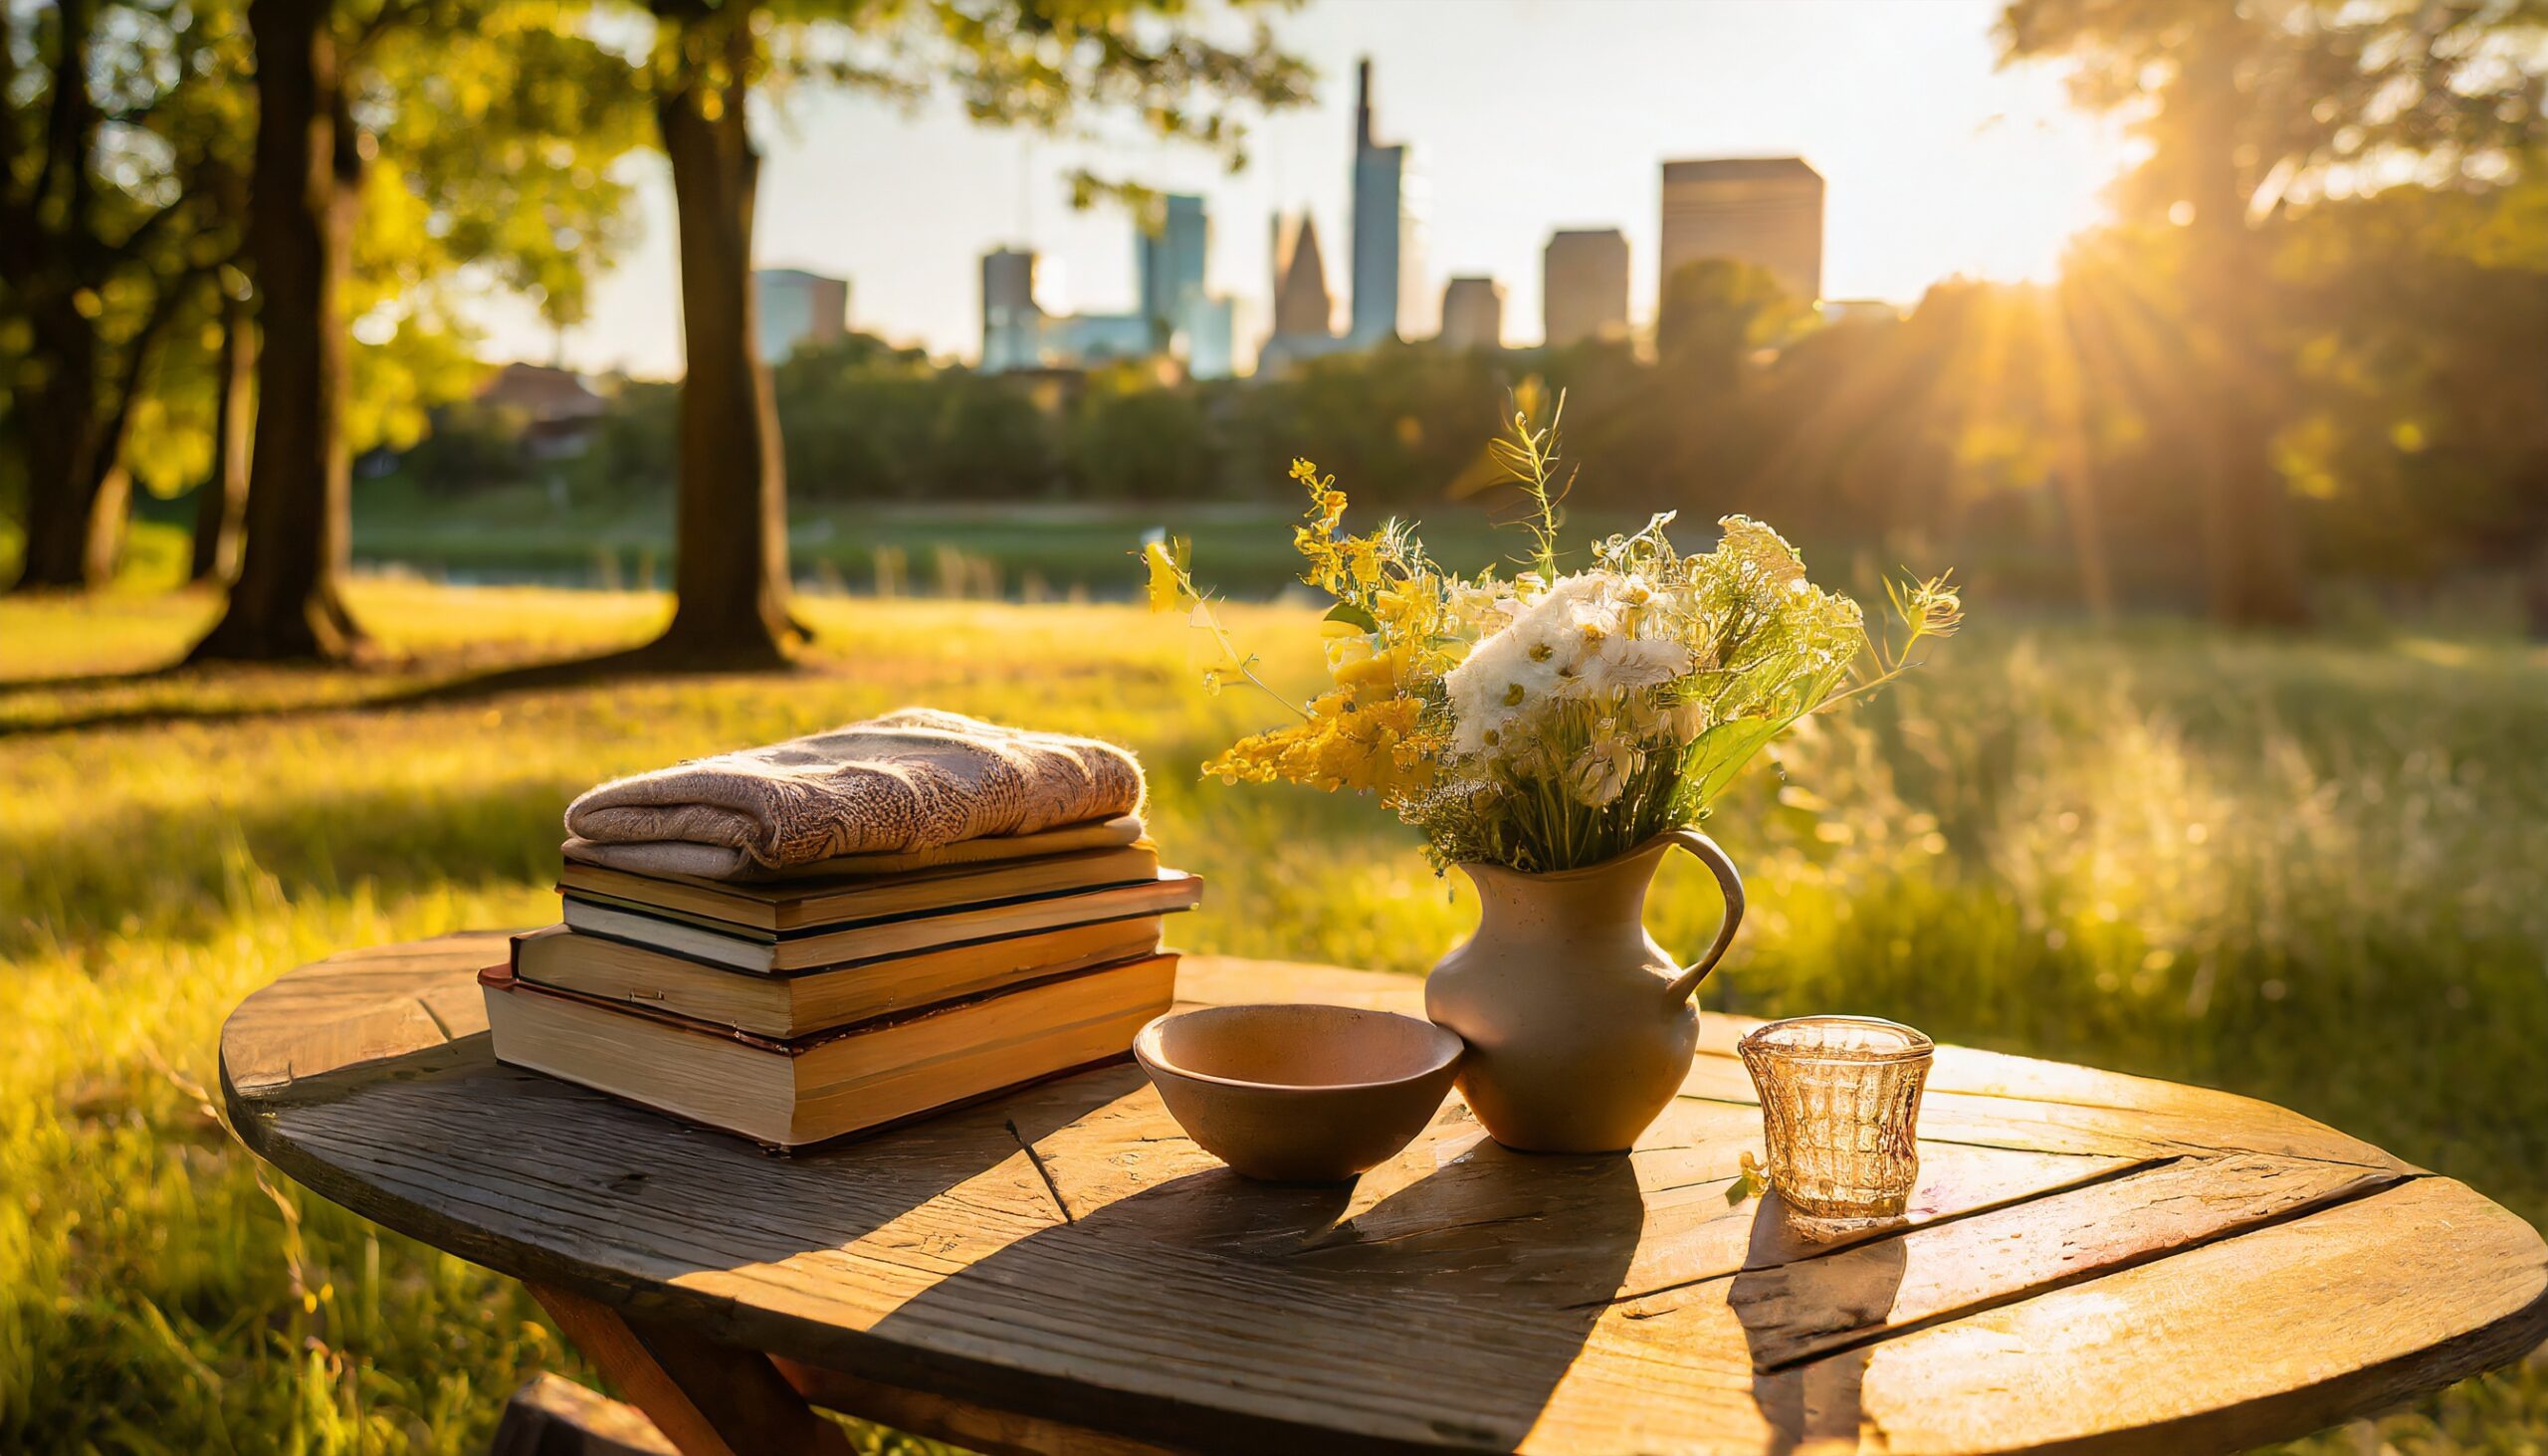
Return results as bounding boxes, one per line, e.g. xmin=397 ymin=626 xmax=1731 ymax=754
xmin=1335 ymin=644 xmax=1406 ymax=694
xmin=1346 ymin=538 xmax=1383 ymax=584
xmin=1143 ymin=538 xmax=1187 ymax=615
xmin=1201 ymin=690 xmax=1441 ymax=800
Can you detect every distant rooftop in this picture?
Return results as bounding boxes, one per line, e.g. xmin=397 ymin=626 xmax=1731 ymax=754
xmin=1661 ymin=156 xmax=1822 ymax=183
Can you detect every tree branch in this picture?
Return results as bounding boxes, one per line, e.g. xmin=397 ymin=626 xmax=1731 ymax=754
xmin=94 ymin=263 xmax=207 ymax=484
xmin=352 ymin=0 xmax=431 ymax=59
xmin=37 ymin=0 xmax=101 ymax=229
xmin=0 ymin=1 xmax=23 ymax=213
xmin=113 ymin=191 xmax=197 ymax=263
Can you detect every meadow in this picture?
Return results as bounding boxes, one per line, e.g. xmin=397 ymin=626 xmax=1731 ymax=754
xmin=2 ymin=577 xmax=2544 ymax=1453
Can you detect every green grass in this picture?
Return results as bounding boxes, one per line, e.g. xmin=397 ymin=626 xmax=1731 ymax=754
xmin=2 ymin=581 xmax=2544 ymax=1452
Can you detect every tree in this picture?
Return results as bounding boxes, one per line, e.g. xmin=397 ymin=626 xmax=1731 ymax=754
xmin=2272 ymin=180 xmax=2548 ymax=600
xmin=187 ymin=0 xmax=361 ymax=657
xmin=1655 ymin=258 xmax=1806 ymax=392
xmin=634 ymin=0 xmax=1312 ymax=666
xmin=1630 ymin=258 xmax=1805 ymax=518
xmin=189 ymin=276 xmax=254 ymax=583
xmin=0 ymin=0 xmax=249 ymax=591
xmin=1068 ymin=367 xmax=1216 ymax=500
xmin=189 ymin=0 xmax=645 ymax=661
xmin=2002 ymin=0 xmax=2548 ymax=627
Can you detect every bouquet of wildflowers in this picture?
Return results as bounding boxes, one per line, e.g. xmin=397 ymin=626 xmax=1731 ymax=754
xmin=1145 ymin=395 xmax=1961 ymax=874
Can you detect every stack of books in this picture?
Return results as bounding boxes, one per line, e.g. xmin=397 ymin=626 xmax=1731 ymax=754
xmin=479 ymin=814 xmax=1201 ymax=1147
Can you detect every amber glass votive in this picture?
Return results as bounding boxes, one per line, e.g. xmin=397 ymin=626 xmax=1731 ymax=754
xmin=1737 ymin=1016 xmax=1934 ymax=1241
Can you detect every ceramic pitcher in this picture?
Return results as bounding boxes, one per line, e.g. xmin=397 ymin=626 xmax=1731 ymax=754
xmin=1424 ymin=828 xmax=1745 ymax=1153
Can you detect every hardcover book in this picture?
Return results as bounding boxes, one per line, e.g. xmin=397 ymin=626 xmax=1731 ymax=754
xmin=480 ymin=953 xmax=1179 ymax=1147
xmin=557 ymin=871 xmax=1203 ymax=973
xmin=509 ymin=919 xmax=1168 ymax=1038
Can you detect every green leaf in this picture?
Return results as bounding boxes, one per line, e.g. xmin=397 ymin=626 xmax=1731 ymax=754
xmin=1322 ymin=601 xmax=1379 ymax=632
xmin=1685 ymin=715 xmax=1794 ymax=810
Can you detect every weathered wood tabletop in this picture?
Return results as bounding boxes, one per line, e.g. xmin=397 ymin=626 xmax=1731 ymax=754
xmin=221 ymin=933 xmax=2548 ymax=1456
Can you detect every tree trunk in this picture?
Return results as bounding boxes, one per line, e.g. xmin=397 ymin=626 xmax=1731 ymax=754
xmin=191 ymin=290 xmax=255 ymax=584
xmin=189 ymin=0 xmax=363 ymax=663
xmin=2524 ymin=538 xmax=2548 ymax=641
xmin=2 ymin=0 xmax=203 ymax=595
xmin=11 ymin=389 xmax=135 ymax=590
xmin=647 ymin=8 xmax=800 ymax=668
xmin=2193 ymin=401 xmax=2309 ymax=628
xmin=11 ymin=339 xmax=111 ymax=589
xmin=2180 ymin=43 xmax=2309 ymax=630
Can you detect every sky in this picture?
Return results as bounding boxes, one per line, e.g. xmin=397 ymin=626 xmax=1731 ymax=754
xmin=474 ymin=0 xmax=2139 ymax=377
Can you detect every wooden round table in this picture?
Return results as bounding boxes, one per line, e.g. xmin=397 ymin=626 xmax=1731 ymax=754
xmin=221 ymin=934 xmax=2548 ymax=1456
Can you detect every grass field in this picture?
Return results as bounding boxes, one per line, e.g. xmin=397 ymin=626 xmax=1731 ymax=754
xmin=3 ymin=580 xmax=2545 ymax=1453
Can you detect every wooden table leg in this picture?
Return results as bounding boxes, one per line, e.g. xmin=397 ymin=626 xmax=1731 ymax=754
xmin=529 ymin=1283 xmax=855 ymax=1456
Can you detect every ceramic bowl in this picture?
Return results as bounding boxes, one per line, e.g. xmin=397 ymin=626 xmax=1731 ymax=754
xmin=1134 ymin=1004 xmax=1465 ymax=1182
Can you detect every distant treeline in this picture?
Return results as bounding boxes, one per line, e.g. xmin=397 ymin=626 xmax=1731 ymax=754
xmin=411 ymin=240 xmax=2548 ymax=622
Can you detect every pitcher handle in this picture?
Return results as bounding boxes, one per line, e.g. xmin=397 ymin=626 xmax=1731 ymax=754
xmin=1661 ymin=827 xmax=1745 ymax=1006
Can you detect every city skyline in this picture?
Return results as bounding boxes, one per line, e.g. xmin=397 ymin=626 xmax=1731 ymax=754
xmin=476 ymin=0 xmax=2133 ymax=377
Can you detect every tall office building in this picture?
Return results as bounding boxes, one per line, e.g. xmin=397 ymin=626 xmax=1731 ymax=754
xmin=752 ymin=269 xmax=849 ymax=364
xmin=1137 ymin=194 xmax=1209 ymax=353
xmin=1438 ymin=277 xmax=1505 ymax=351
xmin=1542 ymin=228 xmax=1630 ymax=347
xmin=1657 ymin=157 xmax=1824 ymax=305
xmin=1134 ymin=192 xmax=1239 ymax=377
xmin=1348 ymin=59 xmax=1426 ymax=347
xmin=981 ymin=248 xmax=1043 ymax=372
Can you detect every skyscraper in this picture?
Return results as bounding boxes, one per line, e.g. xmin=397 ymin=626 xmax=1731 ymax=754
xmin=1270 ymin=213 xmax=1333 ymax=334
xmin=1657 ymin=157 xmax=1825 ymax=305
xmin=1542 ymin=228 xmax=1630 ymax=347
xmin=1438 ymin=277 xmax=1505 ymax=352
xmin=752 ymin=269 xmax=849 ymax=364
xmin=1348 ymin=59 xmax=1425 ymax=347
xmin=1261 ymin=212 xmax=1343 ymax=374
xmin=1137 ymin=193 xmax=1208 ymax=354
xmin=980 ymin=248 xmax=1043 ymax=372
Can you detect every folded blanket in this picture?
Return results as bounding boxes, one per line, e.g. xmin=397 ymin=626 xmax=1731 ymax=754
xmin=563 ymin=709 xmax=1146 ymax=879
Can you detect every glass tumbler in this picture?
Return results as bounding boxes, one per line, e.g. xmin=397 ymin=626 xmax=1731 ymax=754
xmin=1736 ymin=1015 xmax=1934 ymax=1241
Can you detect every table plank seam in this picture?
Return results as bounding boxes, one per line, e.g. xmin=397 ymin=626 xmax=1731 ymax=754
xmin=1561 ymin=1151 xmax=2198 ymax=1316
xmin=410 ymin=993 xmax=460 ymax=1045
xmin=1765 ymin=1162 xmax=2428 ymax=1375
xmin=1007 ymin=1118 xmax=1078 ymax=1224
xmin=1673 ymin=1087 xmax=2410 ymax=1171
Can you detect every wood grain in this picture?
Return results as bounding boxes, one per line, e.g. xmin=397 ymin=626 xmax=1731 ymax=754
xmin=222 ymin=937 xmax=2548 ymax=1455
xmin=1848 ymin=1177 xmax=2548 ymax=1454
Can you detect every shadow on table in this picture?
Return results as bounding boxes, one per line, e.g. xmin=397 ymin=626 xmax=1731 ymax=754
xmin=237 ymin=1024 xmax=1151 ymax=1298
xmin=1729 ymin=1195 xmax=1910 ymax=1455
xmin=866 ymin=1137 xmax=1647 ymax=1449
